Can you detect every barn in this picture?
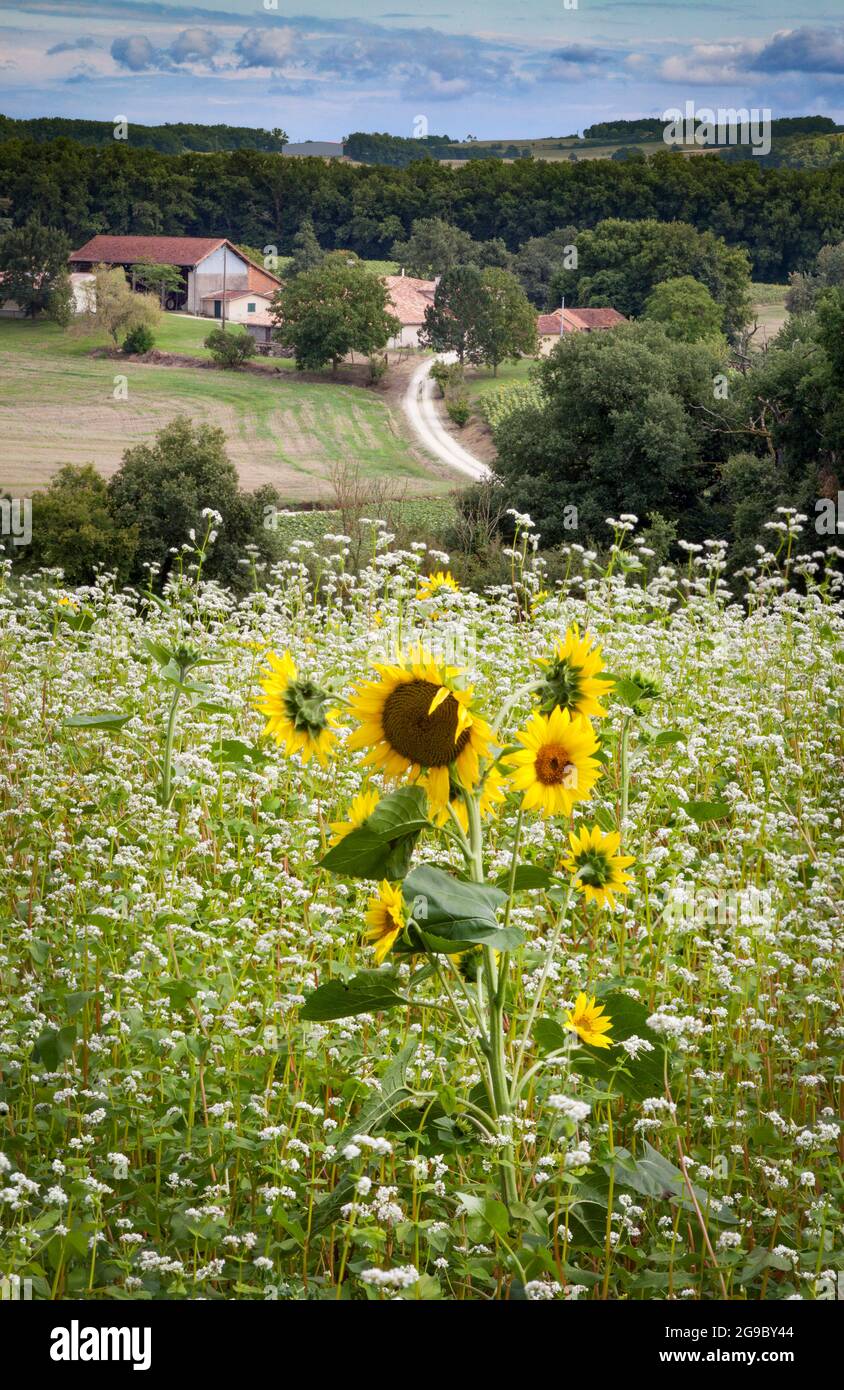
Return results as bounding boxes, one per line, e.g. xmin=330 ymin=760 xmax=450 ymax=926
xmin=68 ymin=236 xmax=281 ymax=314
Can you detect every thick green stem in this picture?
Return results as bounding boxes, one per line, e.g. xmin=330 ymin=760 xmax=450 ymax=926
xmin=160 ymin=684 xmax=183 ymax=805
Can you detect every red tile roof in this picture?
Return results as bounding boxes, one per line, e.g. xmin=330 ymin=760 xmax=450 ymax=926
xmin=68 ymin=236 xmax=281 ymax=285
xmin=384 ymin=274 xmax=437 ymax=325
xmin=538 ymin=306 xmax=627 ymax=334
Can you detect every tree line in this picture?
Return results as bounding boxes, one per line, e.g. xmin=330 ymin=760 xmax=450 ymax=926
xmin=0 ymin=114 xmax=288 ymax=153
xmin=2 ymin=135 xmax=844 ymax=279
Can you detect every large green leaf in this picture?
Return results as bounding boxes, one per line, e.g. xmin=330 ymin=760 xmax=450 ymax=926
xmin=607 ymin=1141 xmax=737 ymax=1225
xmin=569 ymin=990 xmax=669 ymax=1102
xmin=64 ymin=711 xmax=133 ymax=730
xmin=685 ymin=799 xmax=731 ymax=824
xmin=319 ymin=786 xmax=430 ymax=880
xmin=402 ymin=864 xmax=521 ymax=951
xmin=493 ymin=863 xmax=553 ymax=893
xmin=299 ymin=970 xmax=407 ymax=1021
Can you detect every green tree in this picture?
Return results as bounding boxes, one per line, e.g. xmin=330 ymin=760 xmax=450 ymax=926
xmin=81 ymin=265 xmax=160 ymax=347
xmin=108 ymin=416 xmax=279 ymax=588
xmin=513 ymin=228 xmax=578 ymax=307
xmin=391 ymin=218 xmax=479 ymax=278
xmin=26 ymin=464 xmax=137 ymax=583
xmin=474 ymin=268 xmax=538 ymax=375
xmin=420 ymin=265 xmax=486 ymax=363
xmin=288 ymin=216 xmax=324 ymax=276
xmin=0 ymin=219 xmax=71 ymax=319
xmin=550 ymin=217 xmax=752 ymax=340
xmin=270 ymin=256 xmax=399 ymax=371
xmin=490 ymin=322 xmax=726 ymax=544
xmin=204 ymin=326 xmax=256 ymax=368
xmin=130 ymin=260 xmax=183 ymax=307
xmin=643 ymin=275 xmax=726 ymax=344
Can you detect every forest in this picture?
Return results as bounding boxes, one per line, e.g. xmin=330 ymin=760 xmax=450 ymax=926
xmin=2 ymin=135 xmax=844 ymax=279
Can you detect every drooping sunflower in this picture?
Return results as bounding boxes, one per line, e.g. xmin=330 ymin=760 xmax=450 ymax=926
xmin=433 ymin=765 xmax=507 ymax=831
xmin=417 ymin=571 xmax=459 ymax=602
xmin=328 ymin=788 xmax=380 ymax=846
xmin=535 ymin=624 xmax=611 ymax=719
xmin=347 ymin=649 xmax=492 ymax=810
xmin=506 ymin=706 xmax=602 ymax=817
xmin=564 ymin=993 xmax=613 ymax=1049
xmin=562 ymin=824 xmax=635 ymax=909
xmin=256 ymin=649 xmax=337 ymax=766
xmin=364 ymin=880 xmax=406 ymax=964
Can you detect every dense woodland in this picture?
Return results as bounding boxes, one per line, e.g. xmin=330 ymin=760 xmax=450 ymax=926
xmin=0 ymin=114 xmax=288 ymax=153
xmin=2 ymin=135 xmax=844 ymax=279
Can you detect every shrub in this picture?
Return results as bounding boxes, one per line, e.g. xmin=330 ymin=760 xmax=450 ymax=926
xmin=24 ymin=464 xmax=138 ymax=584
xmin=204 ymin=327 xmax=256 ymax=368
xmin=446 ymin=392 xmax=472 ymax=427
xmin=122 ymin=323 xmax=155 ymax=355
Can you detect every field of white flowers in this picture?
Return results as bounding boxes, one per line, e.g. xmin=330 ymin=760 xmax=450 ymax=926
xmin=0 ymin=512 xmax=841 ymax=1302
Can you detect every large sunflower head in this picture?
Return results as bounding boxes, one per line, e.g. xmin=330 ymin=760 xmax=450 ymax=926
xmin=347 ymin=648 xmax=492 ymax=811
xmin=535 ymin=624 xmax=610 ymax=719
xmin=328 ymin=788 xmax=380 ymax=846
xmin=417 ymin=570 xmax=459 ymax=602
xmin=564 ymin=993 xmax=613 ymax=1049
xmin=506 ymin=706 xmax=602 ymax=818
xmin=364 ymin=880 xmax=406 ymax=964
xmin=256 ymin=649 xmax=337 ymax=766
xmin=562 ymin=824 xmax=635 ymax=909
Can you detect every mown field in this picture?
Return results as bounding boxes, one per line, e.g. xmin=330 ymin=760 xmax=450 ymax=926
xmin=0 ymin=516 xmax=840 ymax=1301
xmin=0 ymin=318 xmax=445 ymax=499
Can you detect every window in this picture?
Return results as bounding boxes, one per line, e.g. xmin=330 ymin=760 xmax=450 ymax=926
xmin=247 ymin=302 xmax=256 ymax=313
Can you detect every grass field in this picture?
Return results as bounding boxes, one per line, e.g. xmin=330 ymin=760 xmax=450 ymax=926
xmin=0 ymin=318 xmax=447 ymax=499
xmin=749 ymin=283 xmax=789 ymax=346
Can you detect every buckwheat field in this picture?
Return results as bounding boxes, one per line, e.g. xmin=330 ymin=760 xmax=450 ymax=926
xmin=1 ymin=511 xmax=841 ymax=1302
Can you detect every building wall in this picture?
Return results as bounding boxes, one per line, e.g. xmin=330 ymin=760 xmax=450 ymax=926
xmin=192 ymin=246 xmax=249 ymax=313
xmin=200 ymin=294 xmax=270 ymax=325
xmin=387 ymin=324 xmax=423 ymax=350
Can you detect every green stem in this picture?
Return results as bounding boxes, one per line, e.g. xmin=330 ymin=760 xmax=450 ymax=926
xmin=160 ymin=684 xmax=183 ymax=805
xmin=512 ymin=883 xmax=572 ymax=1090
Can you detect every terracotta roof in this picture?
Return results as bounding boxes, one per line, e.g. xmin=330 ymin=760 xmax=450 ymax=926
xmin=384 ymin=274 xmax=437 ymax=325
xmin=538 ymin=306 xmax=627 ymax=334
xmin=200 ymin=289 xmax=272 ymax=302
xmin=69 ymin=235 xmax=226 ymax=267
xmin=68 ymin=236 xmax=282 ymax=285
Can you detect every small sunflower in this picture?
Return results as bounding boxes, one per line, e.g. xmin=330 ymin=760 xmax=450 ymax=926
xmin=536 ymin=624 xmax=610 ymax=719
xmin=417 ymin=571 xmax=459 ymax=601
xmin=256 ymin=649 xmax=337 ymax=766
xmin=562 ymin=825 xmax=635 ymax=909
xmin=507 ymin=706 xmax=602 ymax=817
xmin=364 ymin=880 xmax=406 ymax=964
xmin=347 ymin=648 xmax=492 ymax=811
xmin=328 ymin=788 xmax=380 ymax=846
xmin=434 ymin=765 xmax=507 ymax=831
xmin=564 ymin=993 xmax=613 ymax=1049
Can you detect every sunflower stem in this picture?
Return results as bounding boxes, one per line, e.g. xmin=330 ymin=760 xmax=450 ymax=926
xmin=512 ymin=883 xmax=572 ymax=1091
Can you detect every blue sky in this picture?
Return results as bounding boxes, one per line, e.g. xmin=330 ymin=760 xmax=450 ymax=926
xmin=1 ymin=1 xmax=843 ymax=139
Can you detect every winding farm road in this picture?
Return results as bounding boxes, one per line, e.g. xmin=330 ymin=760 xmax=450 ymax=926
xmin=402 ymin=354 xmax=490 ymax=482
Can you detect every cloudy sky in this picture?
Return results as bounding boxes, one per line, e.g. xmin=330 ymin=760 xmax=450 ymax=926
xmin=1 ymin=1 xmax=843 ymax=140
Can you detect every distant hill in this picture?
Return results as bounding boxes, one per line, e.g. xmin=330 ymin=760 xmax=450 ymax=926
xmin=0 ymin=114 xmax=288 ymax=153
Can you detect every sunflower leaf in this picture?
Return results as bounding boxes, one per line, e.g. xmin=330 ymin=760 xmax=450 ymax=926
xmin=318 ymin=786 xmax=430 ymax=879
xmin=402 ymin=864 xmax=521 ymax=950
xmin=299 ymin=970 xmax=407 ymax=1021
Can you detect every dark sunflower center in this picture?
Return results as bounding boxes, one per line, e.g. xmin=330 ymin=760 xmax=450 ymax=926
xmin=535 ymin=744 xmax=575 ymax=787
xmin=381 ymin=679 xmax=470 ymax=767
xmin=537 ymin=659 xmax=583 ymax=715
xmin=573 ymin=849 xmax=612 ymax=887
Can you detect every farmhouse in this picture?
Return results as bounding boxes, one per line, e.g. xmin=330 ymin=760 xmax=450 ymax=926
xmin=383 ymin=273 xmax=437 ymax=348
xmin=200 ymin=289 xmax=275 ymax=344
xmin=0 ymin=270 xmax=93 ymax=317
xmin=68 ymin=235 xmax=281 ymax=314
xmin=537 ymin=305 xmax=627 ymax=354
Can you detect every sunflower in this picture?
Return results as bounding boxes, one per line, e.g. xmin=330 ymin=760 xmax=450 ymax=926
xmin=256 ymin=649 xmax=337 ymax=766
xmin=434 ymin=766 xmax=507 ymax=831
xmin=364 ymin=881 xmax=406 ymax=964
xmin=562 ymin=824 xmax=635 ymax=909
xmin=328 ymin=788 xmax=380 ymax=846
xmin=506 ymin=706 xmax=602 ymax=817
xmin=417 ymin=571 xmax=459 ymax=601
xmin=347 ymin=648 xmax=492 ymax=810
xmin=564 ymin=993 xmax=613 ymax=1049
xmin=536 ymin=624 xmax=611 ymax=719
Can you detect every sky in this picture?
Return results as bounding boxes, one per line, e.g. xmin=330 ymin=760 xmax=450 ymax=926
xmin=0 ymin=0 xmax=843 ymax=140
